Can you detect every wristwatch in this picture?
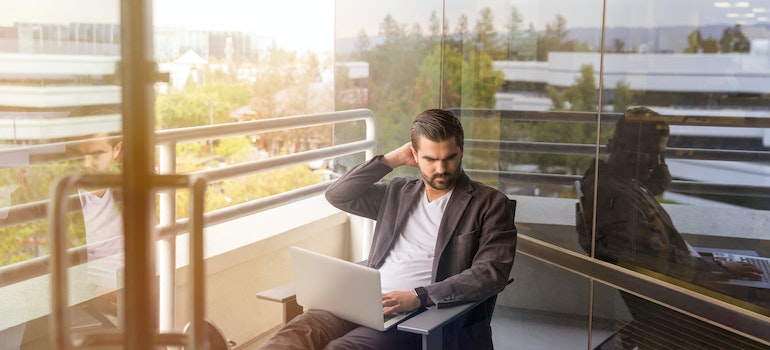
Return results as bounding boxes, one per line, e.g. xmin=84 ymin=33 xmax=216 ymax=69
xmin=414 ymin=286 xmax=428 ymax=308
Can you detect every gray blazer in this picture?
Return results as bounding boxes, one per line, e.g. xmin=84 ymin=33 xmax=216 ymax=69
xmin=325 ymin=155 xmax=517 ymax=349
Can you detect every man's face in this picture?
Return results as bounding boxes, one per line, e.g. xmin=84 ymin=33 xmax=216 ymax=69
xmin=616 ymin=135 xmax=668 ymax=182
xmin=76 ymin=133 xmax=121 ymax=174
xmin=411 ymin=136 xmax=463 ymax=192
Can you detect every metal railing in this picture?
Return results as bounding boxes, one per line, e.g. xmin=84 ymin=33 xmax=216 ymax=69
xmin=0 ymin=109 xmax=377 ymax=343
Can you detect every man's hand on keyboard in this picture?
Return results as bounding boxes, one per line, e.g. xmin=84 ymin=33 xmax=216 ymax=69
xmin=382 ymin=291 xmax=420 ymax=315
xmin=722 ymin=261 xmax=763 ymax=281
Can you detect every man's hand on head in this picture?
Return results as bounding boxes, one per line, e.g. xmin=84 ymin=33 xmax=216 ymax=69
xmin=382 ymin=290 xmax=421 ymax=316
xmin=380 ymin=142 xmax=418 ymax=169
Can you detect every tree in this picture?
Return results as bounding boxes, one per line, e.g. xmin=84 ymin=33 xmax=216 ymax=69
xmin=536 ymin=14 xmax=589 ymax=61
xmin=429 ymin=11 xmax=441 ymax=38
xmin=414 ymin=45 xmax=503 ymax=109
xmin=354 ymin=29 xmax=370 ymax=60
xmin=701 ymin=38 xmax=719 ymax=53
xmin=504 ymin=7 xmax=524 ymax=59
xmin=379 ymin=13 xmax=405 ymax=40
xmin=474 ymin=7 xmax=501 ymax=58
xmin=455 ymin=14 xmax=469 ymax=41
xmin=156 ymin=80 xmax=251 ymax=129
xmin=537 ymin=14 xmax=569 ymax=61
xmin=686 ymin=29 xmax=702 ymax=53
xmin=720 ymin=24 xmax=750 ymax=53
xmin=540 ymin=64 xmax=601 ymax=174
xmin=361 ymin=14 xmax=438 ymax=156
xmin=519 ymin=24 xmax=538 ymax=61
xmin=613 ymin=80 xmax=634 ymax=112
xmin=612 ymin=38 xmax=625 ymax=53
xmin=250 ymin=45 xmax=299 ymax=117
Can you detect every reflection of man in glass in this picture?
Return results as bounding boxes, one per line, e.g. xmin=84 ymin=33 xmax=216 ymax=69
xmin=65 ymin=107 xmax=125 ymax=321
xmin=14 ymin=107 xmax=124 ymax=347
xmin=74 ymin=128 xmax=124 ymax=291
xmin=576 ymin=107 xmax=762 ymax=287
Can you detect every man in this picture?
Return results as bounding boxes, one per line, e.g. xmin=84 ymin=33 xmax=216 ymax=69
xmin=576 ymin=106 xmax=762 ymax=288
xmin=14 ymin=107 xmax=124 ymax=347
xmin=261 ymin=109 xmax=517 ymax=349
xmin=75 ymin=127 xmax=124 ymax=291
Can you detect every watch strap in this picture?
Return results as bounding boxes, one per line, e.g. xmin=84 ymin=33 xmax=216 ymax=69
xmin=414 ymin=286 xmax=428 ymax=308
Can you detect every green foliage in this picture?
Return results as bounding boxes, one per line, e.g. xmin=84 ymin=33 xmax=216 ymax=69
xmin=156 ymin=80 xmax=251 ymax=129
xmin=548 ymin=64 xmax=597 ymax=112
xmin=701 ymin=38 xmax=719 ymax=53
xmin=361 ymin=9 xmax=507 ymax=156
xmin=720 ymin=24 xmax=750 ymax=53
xmin=173 ymin=165 xmax=322 ymax=219
xmin=541 ymin=64 xmax=601 ymax=174
xmin=613 ymin=80 xmax=634 ymax=112
xmin=214 ymin=136 xmax=257 ymax=163
xmin=362 ymin=14 xmax=438 ymax=154
xmin=474 ymin=7 xmax=503 ymax=59
xmin=536 ymin=14 xmax=589 ymax=61
xmin=686 ymin=29 xmax=702 ymax=53
xmin=502 ymin=7 xmax=537 ymax=61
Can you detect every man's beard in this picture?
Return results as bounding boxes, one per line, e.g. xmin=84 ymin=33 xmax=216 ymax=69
xmin=425 ymin=171 xmax=457 ymax=191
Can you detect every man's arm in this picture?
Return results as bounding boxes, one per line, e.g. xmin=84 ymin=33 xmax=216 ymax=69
xmin=325 ymin=143 xmax=415 ymax=220
xmin=379 ymin=142 xmax=417 ymax=169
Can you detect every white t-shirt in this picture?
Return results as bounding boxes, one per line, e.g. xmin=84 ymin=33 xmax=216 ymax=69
xmin=379 ymin=189 xmax=453 ymax=293
xmin=79 ymin=187 xmax=124 ymax=289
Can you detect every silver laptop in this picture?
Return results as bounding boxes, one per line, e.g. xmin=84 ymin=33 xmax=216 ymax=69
xmin=290 ymin=246 xmax=416 ymax=331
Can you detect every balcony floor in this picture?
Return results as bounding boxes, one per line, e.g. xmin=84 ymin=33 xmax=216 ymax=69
xmin=239 ymin=307 xmax=617 ymax=350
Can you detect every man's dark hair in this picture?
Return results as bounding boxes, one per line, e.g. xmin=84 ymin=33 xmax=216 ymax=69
xmin=612 ymin=106 xmax=669 ymax=149
xmin=410 ymin=109 xmax=464 ymax=150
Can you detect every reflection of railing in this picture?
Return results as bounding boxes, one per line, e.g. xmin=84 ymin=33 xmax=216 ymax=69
xmin=456 ymin=109 xmax=770 ymax=198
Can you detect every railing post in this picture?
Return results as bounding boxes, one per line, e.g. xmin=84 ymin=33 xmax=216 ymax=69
xmin=158 ymin=142 xmax=177 ymax=334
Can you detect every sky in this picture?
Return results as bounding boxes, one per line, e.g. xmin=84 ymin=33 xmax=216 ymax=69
xmin=153 ymin=0 xmax=335 ymax=52
xmin=334 ymin=0 xmax=768 ymax=38
xmin=1 ymin=0 xmax=335 ymax=52
xmin=2 ymin=0 xmax=767 ymax=53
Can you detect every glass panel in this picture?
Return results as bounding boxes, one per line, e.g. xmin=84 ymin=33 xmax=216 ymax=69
xmin=335 ymin=0 xmax=444 ymax=177
xmin=578 ymin=0 xmax=770 ymax=317
xmin=153 ymin=0 xmax=337 ymax=344
xmin=496 ymin=254 xmax=597 ymax=348
xmin=439 ymin=1 xmax=605 ymax=254
xmin=0 ymin=0 xmax=123 ymax=347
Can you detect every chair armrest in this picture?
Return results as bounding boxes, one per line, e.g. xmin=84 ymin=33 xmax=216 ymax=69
xmin=397 ymin=300 xmax=484 ymax=350
xmin=396 ymin=299 xmax=483 ymax=335
xmin=256 ymin=284 xmax=296 ymax=303
xmin=256 ymin=284 xmax=302 ymax=325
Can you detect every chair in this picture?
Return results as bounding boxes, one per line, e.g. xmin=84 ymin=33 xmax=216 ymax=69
xmin=574 ymin=180 xmax=593 ymax=254
xmin=182 ymin=319 xmax=235 ymax=350
xmin=256 ymin=199 xmax=516 ymax=350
